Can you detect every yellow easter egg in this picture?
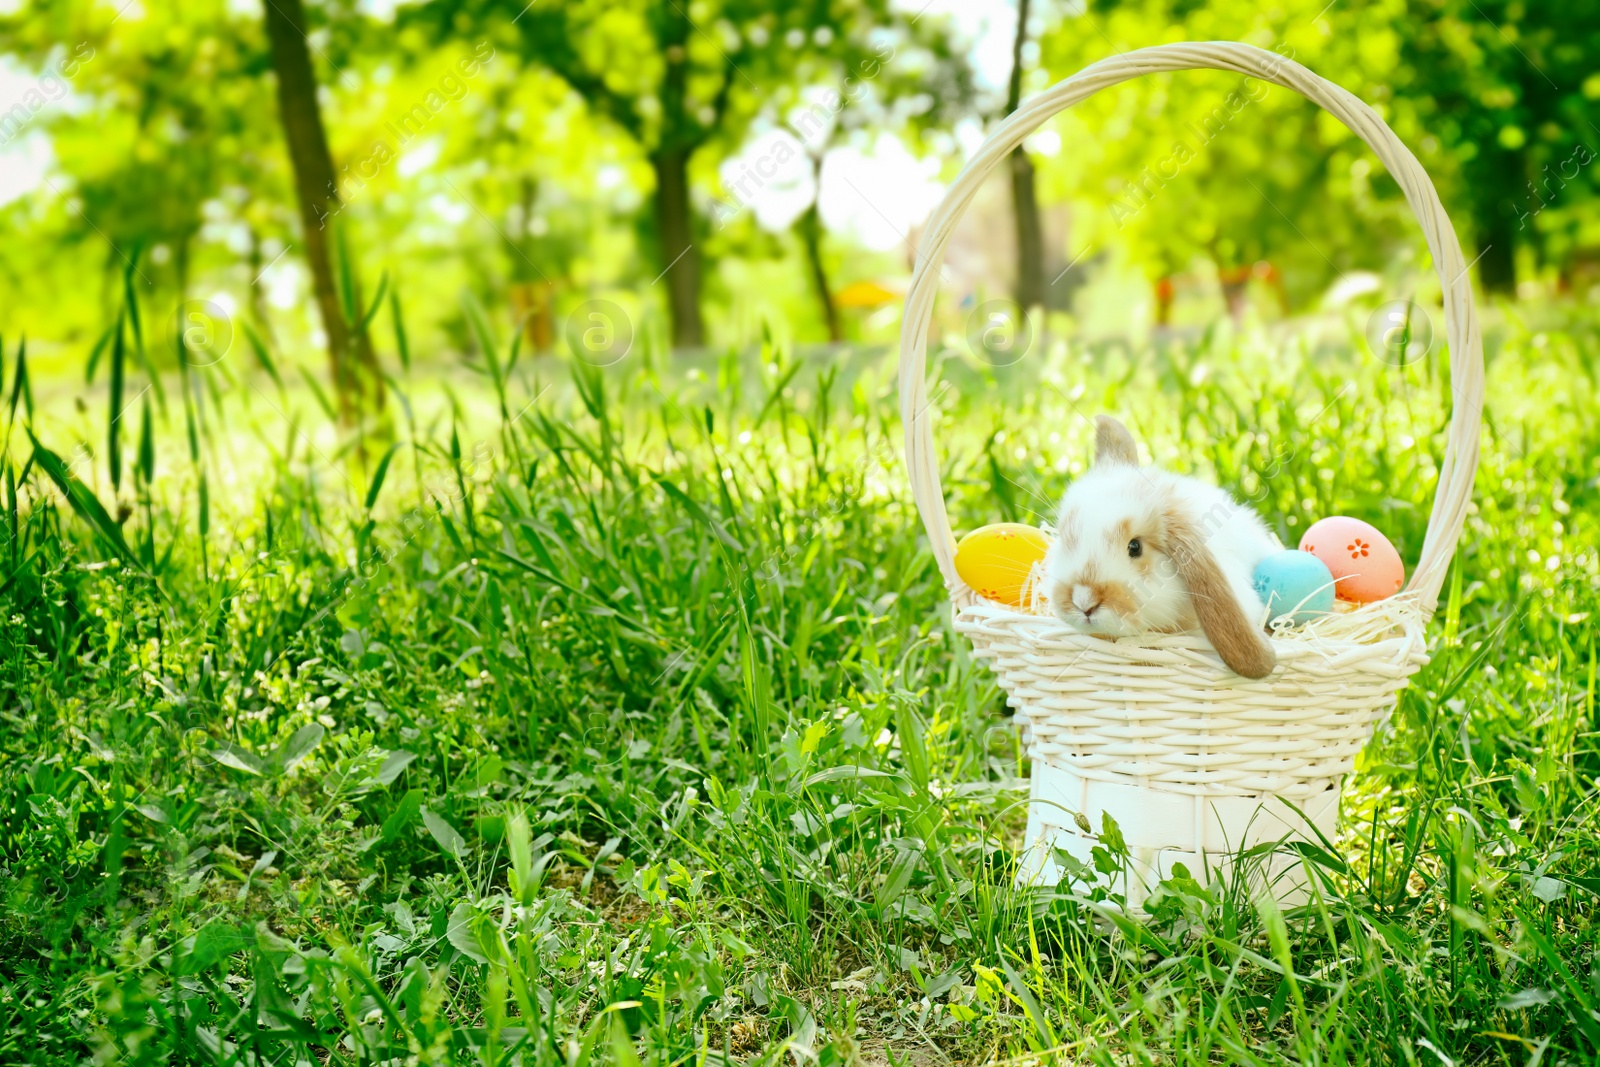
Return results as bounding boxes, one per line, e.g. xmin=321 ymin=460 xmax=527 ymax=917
xmin=954 ymin=523 xmax=1050 ymax=606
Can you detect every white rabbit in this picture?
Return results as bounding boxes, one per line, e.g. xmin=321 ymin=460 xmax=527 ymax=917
xmin=1043 ymin=415 xmax=1280 ymax=678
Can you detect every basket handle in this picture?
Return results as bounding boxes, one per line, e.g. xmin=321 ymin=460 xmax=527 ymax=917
xmin=899 ymin=41 xmax=1483 ymax=616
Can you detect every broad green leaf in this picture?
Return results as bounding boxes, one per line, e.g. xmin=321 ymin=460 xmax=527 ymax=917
xmin=507 ymin=808 xmax=533 ymax=905
xmin=209 ymin=743 xmax=264 ymax=776
xmin=380 ymin=788 xmax=424 ymax=844
xmin=372 ymin=749 xmax=415 ymax=786
xmin=177 ymin=921 xmax=252 ymax=975
xmin=422 ymin=806 xmax=466 ymax=858
xmin=275 ymin=723 xmax=325 ymax=775
xmin=446 ymin=901 xmax=489 ymax=963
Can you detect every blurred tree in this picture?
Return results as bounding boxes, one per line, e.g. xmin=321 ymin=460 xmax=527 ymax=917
xmin=728 ymin=22 xmax=970 ymax=342
xmin=262 ymin=0 xmax=383 ymax=416
xmin=1004 ymin=0 xmax=1045 ymax=313
xmin=0 ymin=0 xmax=399 ymax=412
xmin=465 ymin=71 xmax=593 ymax=351
xmin=6 ymin=0 xmax=1596 ymax=361
xmin=1048 ymin=0 xmax=1600 ymax=305
xmin=0 ymin=3 xmax=279 ymax=325
xmin=1036 ymin=1 xmax=1425 ymax=317
xmin=1396 ymin=0 xmax=1600 ymax=293
xmin=795 ymin=151 xmax=841 ymax=342
xmin=412 ymin=0 xmax=940 ymax=349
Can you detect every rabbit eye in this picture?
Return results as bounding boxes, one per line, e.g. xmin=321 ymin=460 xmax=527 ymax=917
xmin=1127 ymin=538 xmax=1143 ymax=559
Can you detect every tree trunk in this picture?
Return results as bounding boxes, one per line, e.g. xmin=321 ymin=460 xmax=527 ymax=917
xmin=1474 ymin=206 xmax=1518 ymax=294
xmin=507 ymin=174 xmax=553 ymax=351
xmin=1218 ymin=264 xmax=1251 ymax=325
xmin=1010 ymin=149 xmax=1044 ymax=311
xmin=1005 ymin=0 xmax=1044 ymax=312
xmin=650 ymin=147 xmax=704 ymax=348
xmin=1154 ymin=275 xmax=1175 ymax=327
xmin=1468 ymin=144 xmax=1521 ymax=295
xmin=262 ymin=0 xmax=380 ymax=418
xmin=797 ymin=158 xmax=841 ymax=343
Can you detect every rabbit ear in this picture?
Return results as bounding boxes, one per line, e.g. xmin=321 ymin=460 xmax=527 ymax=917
xmin=1094 ymin=416 xmax=1140 ymax=468
xmin=1166 ymin=509 xmax=1277 ymax=679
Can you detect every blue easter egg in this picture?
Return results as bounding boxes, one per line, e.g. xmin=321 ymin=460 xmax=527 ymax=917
xmin=1252 ymin=550 xmax=1337 ymax=625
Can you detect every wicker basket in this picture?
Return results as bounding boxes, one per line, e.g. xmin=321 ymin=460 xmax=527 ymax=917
xmin=898 ymin=43 xmax=1484 ymax=907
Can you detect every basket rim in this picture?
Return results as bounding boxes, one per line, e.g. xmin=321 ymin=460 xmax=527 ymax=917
xmin=955 ymin=591 xmax=1430 ymax=676
xmin=898 ymin=41 xmax=1484 ymax=621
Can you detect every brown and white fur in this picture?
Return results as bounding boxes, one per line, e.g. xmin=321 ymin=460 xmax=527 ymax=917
xmin=1044 ymin=416 xmax=1279 ymax=678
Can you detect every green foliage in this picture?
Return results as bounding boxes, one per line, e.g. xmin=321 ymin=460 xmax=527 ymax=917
xmin=1397 ymin=0 xmax=1600 ymax=287
xmin=6 ymin=0 xmax=1598 ymax=365
xmin=0 ymin=287 xmax=1598 ymax=1063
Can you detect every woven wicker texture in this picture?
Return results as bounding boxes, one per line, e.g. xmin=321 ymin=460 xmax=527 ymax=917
xmin=962 ymin=599 xmax=1429 ymax=797
xmin=898 ymin=43 xmax=1484 ymax=803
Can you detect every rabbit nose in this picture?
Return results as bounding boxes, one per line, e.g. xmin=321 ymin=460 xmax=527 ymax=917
xmin=1071 ymin=584 xmax=1101 ymax=616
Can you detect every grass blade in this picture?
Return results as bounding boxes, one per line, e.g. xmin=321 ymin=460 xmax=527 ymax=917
xmin=83 ymin=321 xmax=115 ymax=383
xmin=298 ymin=365 xmax=339 ymax=423
xmin=27 ymin=431 xmax=140 ymax=570
xmin=242 ymin=320 xmax=285 ymax=392
xmin=9 ymin=337 xmax=31 ymax=424
xmin=365 ymin=441 xmax=401 ymax=511
xmin=109 ymin=311 xmax=126 ymax=491
xmin=390 ymin=284 xmax=410 ymax=372
xmin=356 ymin=270 xmax=389 ymax=337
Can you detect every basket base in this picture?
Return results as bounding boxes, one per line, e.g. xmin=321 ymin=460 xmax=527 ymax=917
xmin=1018 ymin=760 xmax=1341 ymax=910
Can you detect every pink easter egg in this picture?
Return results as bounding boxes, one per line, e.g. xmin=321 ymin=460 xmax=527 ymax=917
xmin=1298 ymin=516 xmax=1405 ymax=605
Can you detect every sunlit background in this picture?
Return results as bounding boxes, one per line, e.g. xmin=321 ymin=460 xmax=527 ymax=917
xmin=4 ymin=0 xmax=1596 ymax=400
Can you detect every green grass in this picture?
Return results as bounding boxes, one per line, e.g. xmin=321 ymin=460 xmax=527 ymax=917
xmin=1 ymin=298 xmax=1598 ymax=1066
